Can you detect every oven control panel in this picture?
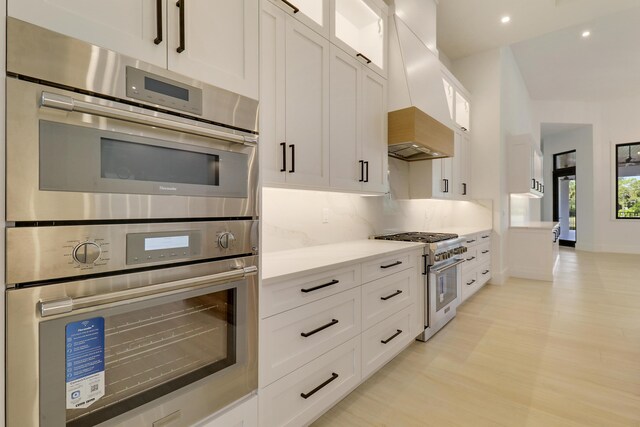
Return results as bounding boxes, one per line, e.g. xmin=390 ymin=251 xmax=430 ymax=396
xmin=126 ymin=231 xmax=202 ymax=265
xmin=434 ymin=246 xmax=467 ymax=262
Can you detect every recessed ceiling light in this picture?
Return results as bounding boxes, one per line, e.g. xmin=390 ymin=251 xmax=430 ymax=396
xmin=582 ymin=30 xmax=591 ymax=38
xmin=501 ymin=16 xmax=511 ymax=24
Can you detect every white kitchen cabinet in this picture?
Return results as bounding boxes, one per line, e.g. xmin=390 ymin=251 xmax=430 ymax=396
xmin=193 ymin=395 xmax=257 ymax=427
xmin=408 ymin=155 xmax=453 ymax=199
xmin=261 ymin=2 xmax=331 ymax=188
xmin=454 ymin=132 xmax=472 ymax=200
xmin=508 ymin=135 xmax=545 ymax=197
xmin=11 ymin=0 xmax=259 ymax=99
xmin=167 ymin=0 xmax=259 ymax=99
xmin=459 ymin=230 xmax=492 ymax=304
xmin=331 ymin=0 xmax=388 ymax=78
xmin=329 ymin=46 xmax=388 ymax=193
xmin=509 ymin=223 xmax=560 ymax=282
xmin=267 ymin=0 xmax=330 ymax=38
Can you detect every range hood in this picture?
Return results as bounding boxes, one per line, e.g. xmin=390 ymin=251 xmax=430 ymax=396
xmin=387 ymin=12 xmax=454 ymax=161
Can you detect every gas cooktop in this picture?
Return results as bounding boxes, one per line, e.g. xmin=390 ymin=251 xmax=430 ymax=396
xmin=374 ymin=232 xmax=459 ymax=244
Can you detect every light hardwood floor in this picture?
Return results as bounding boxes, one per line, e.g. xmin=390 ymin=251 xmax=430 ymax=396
xmin=313 ymin=249 xmax=640 ymax=426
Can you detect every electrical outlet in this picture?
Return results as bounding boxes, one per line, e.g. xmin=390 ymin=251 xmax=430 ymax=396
xmin=322 ymin=208 xmax=330 ymax=223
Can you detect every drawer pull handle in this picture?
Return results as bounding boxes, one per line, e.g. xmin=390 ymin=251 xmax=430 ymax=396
xmin=482 ymin=270 xmax=490 ymax=275
xmin=481 ymin=250 xmax=489 ymax=254
xmin=466 ymin=279 xmax=476 ymax=286
xmin=301 ymin=319 xmax=339 ymax=338
xmin=466 ymin=256 xmax=475 ymax=261
xmin=482 ymin=235 xmax=490 ymax=239
xmin=381 ymin=329 xmax=403 ymax=344
xmin=380 ymin=261 xmax=402 ymax=269
xmin=300 ymin=372 xmax=339 ymax=399
xmin=356 ymin=52 xmax=372 ymax=64
xmin=301 ymin=279 xmax=339 ymax=293
xmin=466 ymin=239 xmax=476 ymax=244
xmin=381 ymin=290 xmax=403 ymax=301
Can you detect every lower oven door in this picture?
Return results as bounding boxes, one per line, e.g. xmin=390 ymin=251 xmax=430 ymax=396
xmin=6 ymin=257 xmax=257 ymax=427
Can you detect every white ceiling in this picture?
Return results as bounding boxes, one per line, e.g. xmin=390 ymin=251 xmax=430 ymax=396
xmin=436 ymin=0 xmax=640 ymax=102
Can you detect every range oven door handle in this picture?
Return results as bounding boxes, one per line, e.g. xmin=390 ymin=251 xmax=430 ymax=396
xmin=39 ymin=91 xmax=258 ymax=146
xmin=430 ymin=258 xmax=465 ymax=275
xmin=38 ymin=265 xmax=258 ymax=318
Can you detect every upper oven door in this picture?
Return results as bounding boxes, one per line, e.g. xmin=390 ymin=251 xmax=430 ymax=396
xmin=6 ymin=78 xmax=258 ymax=222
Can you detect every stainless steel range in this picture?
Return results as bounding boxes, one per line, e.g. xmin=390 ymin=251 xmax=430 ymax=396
xmin=374 ymin=232 xmax=467 ymax=342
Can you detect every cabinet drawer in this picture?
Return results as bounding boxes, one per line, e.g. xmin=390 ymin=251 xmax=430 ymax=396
xmin=461 ymin=270 xmax=478 ymax=303
xmin=261 ymin=288 xmax=361 ymax=386
xmin=462 ymin=247 xmax=478 ymax=272
xmin=477 ymin=242 xmax=491 ymax=264
xmin=479 ymin=231 xmax=492 ymax=242
xmin=259 ymin=337 xmax=361 ymax=427
xmin=463 ymin=233 xmax=480 ymax=247
xmin=362 ymin=267 xmax=417 ymax=330
xmin=362 ymin=304 xmax=414 ymax=379
xmin=361 ymin=251 xmax=415 ymax=284
xmin=261 ymin=264 xmax=361 ymax=318
xmin=478 ymin=262 xmax=492 ymax=286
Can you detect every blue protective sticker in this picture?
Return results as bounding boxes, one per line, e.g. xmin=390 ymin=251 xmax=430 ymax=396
xmin=65 ymin=317 xmax=106 ymax=409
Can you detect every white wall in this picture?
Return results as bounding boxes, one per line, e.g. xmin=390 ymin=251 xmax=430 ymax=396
xmin=541 ymin=126 xmax=595 ymax=251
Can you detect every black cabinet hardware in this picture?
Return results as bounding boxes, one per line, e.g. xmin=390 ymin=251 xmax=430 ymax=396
xmin=154 ymin=0 xmax=163 ymax=45
xmin=482 ymin=235 xmax=489 ymax=239
xmin=380 ymin=290 xmax=403 ymax=301
xmin=444 ymin=179 xmax=449 ymax=193
xmin=301 ymin=279 xmax=339 ymax=293
xmin=532 ymin=178 xmax=536 ymax=189
xmin=481 ymin=250 xmax=489 ymax=254
xmin=289 ymin=144 xmax=295 ymax=173
xmin=380 ymin=261 xmax=402 ymax=269
xmin=466 ymin=239 xmax=476 ymax=244
xmin=381 ymin=329 xmax=402 ymax=344
xmin=281 ymin=0 xmax=300 ymax=14
xmin=364 ymin=161 xmax=369 ymax=183
xmin=466 ymin=279 xmax=476 ymax=286
xmin=422 ymin=254 xmax=428 ymax=275
xmin=466 ymin=256 xmax=475 ymax=261
xmin=356 ymin=53 xmax=372 ymax=64
xmin=280 ymin=142 xmax=287 ymax=172
xmin=176 ymin=0 xmax=185 ymax=53
xmin=359 ymin=160 xmax=364 ymax=182
xmin=300 ymin=373 xmax=338 ymax=399
xmin=301 ymin=319 xmax=338 ymax=338
xmin=462 ymin=183 xmax=467 ymax=195
xmin=482 ymin=270 xmax=489 ymax=275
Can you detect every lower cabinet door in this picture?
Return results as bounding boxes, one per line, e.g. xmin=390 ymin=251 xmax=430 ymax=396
xmin=361 ymin=304 xmax=414 ymax=379
xmin=259 ymin=337 xmax=361 ymax=427
xmin=194 ymin=395 xmax=257 ymax=427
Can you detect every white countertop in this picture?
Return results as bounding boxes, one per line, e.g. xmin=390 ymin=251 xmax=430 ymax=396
xmin=262 ymin=240 xmax=425 ymax=284
xmin=427 ymin=226 xmax=492 ymax=237
xmin=510 ymin=221 xmax=559 ymax=230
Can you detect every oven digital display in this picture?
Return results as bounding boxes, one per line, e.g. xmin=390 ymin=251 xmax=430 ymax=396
xmin=144 ymin=76 xmax=190 ymax=101
xmin=144 ymin=236 xmax=190 ymax=251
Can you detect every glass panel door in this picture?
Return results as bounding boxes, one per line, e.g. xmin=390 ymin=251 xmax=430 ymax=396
xmin=553 ymin=150 xmax=577 ymax=247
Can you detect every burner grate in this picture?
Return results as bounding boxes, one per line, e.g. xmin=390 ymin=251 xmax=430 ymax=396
xmin=375 ymin=232 xmax=458 ymax=243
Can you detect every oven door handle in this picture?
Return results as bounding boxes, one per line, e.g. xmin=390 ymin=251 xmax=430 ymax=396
xmin=38 ymin=265 xmax=258 ymax=318
xmin=431 ymin=258 xmax=465 ymax=275
xmin=39 ymin=92 xmax=258 ymax=146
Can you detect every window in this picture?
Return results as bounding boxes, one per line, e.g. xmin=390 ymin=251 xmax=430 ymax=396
xmin=616 ymin=142 xmax=640 ymax=219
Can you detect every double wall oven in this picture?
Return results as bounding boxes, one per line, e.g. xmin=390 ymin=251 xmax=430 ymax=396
xmin=6 ymin=19 xmax=259 ymax=427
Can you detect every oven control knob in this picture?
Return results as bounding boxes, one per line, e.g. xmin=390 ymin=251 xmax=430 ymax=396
xmin=73 ymin=242 xmax=101 ymax=265
xmin=218 ymin=232 xmax=236 ymax=250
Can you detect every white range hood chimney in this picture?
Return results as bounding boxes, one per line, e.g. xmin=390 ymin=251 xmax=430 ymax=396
xmin=387 ymin=6 xmax=455 ymax=161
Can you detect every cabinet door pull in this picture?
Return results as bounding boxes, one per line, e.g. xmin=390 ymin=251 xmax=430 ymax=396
xmin=289 ymin=144 xmax=295 ymax=173
xmin=280 ymin=142 xmax=287 ymax=172
xmin=380 ymin=261 xmax=402 ymax=269
xmin=154 ymin=0 xmax=163 ymax=45
xmin=482 ymin=270 xmax=490 ymax=275
xmin=532 ymin=178 xmax=536 ymax=189
xmin=462 ymin=182 xmax=467 ymax=195
xmin=466 ymin=279 xmax=476 ymax=286
xmin=359 ymin=160 xmax=364 ymax=182
xmin=301 ymin=279 xmax=339 ymax=293
xmin=300 ymin=319 xmax=338 ymax=338
xmin=481 ymin=250 xmax=489 ymax=254
xmin=300 ymin=373 xmax=338 ymax=399
xmin=381 ymin=290 xmax=403 ymax=301
xmin=364 ymin=161 xmax=369 ymax=183
xmin=444 ymin=179 xmax=449 ymax=193
xmin=381 ymin=329 xmax=403 ymax=344
xmin=281 ymin=0 xmax=300 ymax=14
xmin=356 ymin=53 xmax=372 ymax=64
xmin=176 ymin=0 xmax=185 ymax=53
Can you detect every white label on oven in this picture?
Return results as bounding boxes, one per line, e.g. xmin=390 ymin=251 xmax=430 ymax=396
xmin=65 ymin=317 xmax=106 ymax=410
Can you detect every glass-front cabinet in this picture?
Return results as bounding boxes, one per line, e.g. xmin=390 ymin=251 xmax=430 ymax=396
xmin=331 ymin=0 xmax=388 ymax=77
xmin=269 ymin=0 xmax=330 ymax=37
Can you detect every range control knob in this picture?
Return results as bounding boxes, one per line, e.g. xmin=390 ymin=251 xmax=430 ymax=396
xmin=73 ymin=242 xmax=101 ymax=265
xmin=218 ymin=232 xmax=236 ymax=250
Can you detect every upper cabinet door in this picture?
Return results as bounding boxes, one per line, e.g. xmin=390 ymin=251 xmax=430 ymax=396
xmin=167 ymin=0 xmax=259 ymax=100
xmin=268 ymin=0 xmax=330 ymax=38
xmin=331 ymin=0 xmax=388 ymax=78
xmin=284 ymin=18 xmax=331 ymax=187
xmin=8 ymin=0 xmax=167 ymax=68
xmin=361 ymin=68 xmax=388 ymax=193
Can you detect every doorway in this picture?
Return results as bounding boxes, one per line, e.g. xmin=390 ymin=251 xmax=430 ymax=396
xmin=553 ymin=150 xmax=577 ymax=247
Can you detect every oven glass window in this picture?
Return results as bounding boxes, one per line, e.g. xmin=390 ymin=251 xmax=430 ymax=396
xmin=66 ymin=289 xmax=235 ymax=426
xmin=101 ymin=138 xmax=220 ymax=186
xmin=435 ymin=268 xmax=457 ymax=312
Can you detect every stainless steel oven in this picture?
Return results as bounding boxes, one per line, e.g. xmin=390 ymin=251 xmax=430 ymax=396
xmin=6 ymin=18 xmax=258 ymax=222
